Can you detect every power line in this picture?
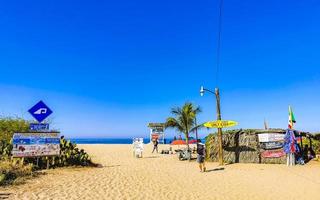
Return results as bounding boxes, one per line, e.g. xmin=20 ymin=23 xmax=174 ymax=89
xmin=216 ymin=0 xmax=224 ymax=88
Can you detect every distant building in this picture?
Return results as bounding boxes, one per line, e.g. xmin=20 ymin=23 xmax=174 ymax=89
xmin=147 ymin=123 xmax=165 ymax=144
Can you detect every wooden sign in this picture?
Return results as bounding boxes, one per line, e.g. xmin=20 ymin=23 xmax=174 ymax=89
xmin=261 ymin=149 xmax=286 ymax=158
xmin=258 ymin=133 xmax=284 ymax=143
xmin=204 ymin=120 xmax=238 ymax=128
xmin=260 ymin=141 xmax=284 ymax=150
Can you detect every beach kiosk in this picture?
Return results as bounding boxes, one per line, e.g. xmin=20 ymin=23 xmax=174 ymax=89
xmin=148 ymin=123 xmax=166 ymax=144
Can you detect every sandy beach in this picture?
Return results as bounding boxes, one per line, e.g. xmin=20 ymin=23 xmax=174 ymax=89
xmin=2 ymin=144 xmax=320 ymax=200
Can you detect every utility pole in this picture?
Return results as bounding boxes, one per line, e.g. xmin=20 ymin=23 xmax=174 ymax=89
xmin=195 ymin=117 xmax=199 ymax=144
xmin=215 ymin=88 xmax=223 ymax=165
xmin=264 ymin=118 xmax=268 ymax=130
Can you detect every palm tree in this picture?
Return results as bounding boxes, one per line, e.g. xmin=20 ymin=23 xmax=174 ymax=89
xmin=165 ymin=102 xmax=202 ymax=150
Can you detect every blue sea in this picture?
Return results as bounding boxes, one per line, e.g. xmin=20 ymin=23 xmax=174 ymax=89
xmin=68 ymin=138 xmax=150 ymax=144
xmin=67 ymin=138 xmax=205 ymax=144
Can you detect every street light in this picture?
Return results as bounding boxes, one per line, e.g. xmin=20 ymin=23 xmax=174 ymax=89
xmin=200 ymin=86 xmax=204 ymax=96
xmin=200 ymin=86 xmax=224 ymax=165
xmin=200 ymin=86 xmax=215 ymax=96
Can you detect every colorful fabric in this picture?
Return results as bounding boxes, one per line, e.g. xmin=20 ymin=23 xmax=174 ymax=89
xmin=288 ymin=106 xmax=296 ymax=129
xmin=283 ymin=129 xmax=298 ymax=154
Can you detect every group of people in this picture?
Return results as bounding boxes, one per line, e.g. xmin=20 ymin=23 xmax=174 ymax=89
xmin=151 ymin=138 xmax=207 ymax=172
xmin=294 ymin=144 xmax=316 ymax=165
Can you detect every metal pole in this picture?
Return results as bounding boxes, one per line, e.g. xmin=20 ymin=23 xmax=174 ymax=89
xmin=215 ymin=88 xmax=223 ymax=165
xmin=195 ymin=117 xmax=199 ymax=144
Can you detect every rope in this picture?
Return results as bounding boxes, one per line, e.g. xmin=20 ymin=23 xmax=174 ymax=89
xmin=216 ymin=0 xmax=224 ymax=88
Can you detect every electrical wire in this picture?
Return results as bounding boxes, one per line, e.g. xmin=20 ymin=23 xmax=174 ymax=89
xmin=216 ymin=0 xmax=224 ymax=88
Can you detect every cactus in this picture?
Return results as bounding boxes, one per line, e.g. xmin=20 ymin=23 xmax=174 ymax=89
xmin=56 ymin=137 xmax=93 ymax=167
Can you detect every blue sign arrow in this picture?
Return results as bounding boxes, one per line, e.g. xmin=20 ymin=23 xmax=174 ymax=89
xmin=28 ymin=101 xmax=53 ymax=123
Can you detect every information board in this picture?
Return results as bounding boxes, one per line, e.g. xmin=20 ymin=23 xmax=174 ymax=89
xmin=12 ymin=132 xmax=60 ymax=157
xmin=260 ymin=141 xmax=284 ymax=150
xmin=261 ymin=149 xmax=286 ymax=158
xmin=258 ymin=133 xmax=285 ymax=143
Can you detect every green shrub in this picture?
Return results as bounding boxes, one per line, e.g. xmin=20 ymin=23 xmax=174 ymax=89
xmin=0 ymin=118 xmax=29 ymax=143
xmin=302 ymin=138 xmax=320 ymax=155
xmin=0 ymin=160 xmax=33 ymax=186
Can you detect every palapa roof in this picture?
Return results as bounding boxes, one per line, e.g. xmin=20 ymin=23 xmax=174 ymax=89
xmin=148 ymin=123 xmax=165 ymax=128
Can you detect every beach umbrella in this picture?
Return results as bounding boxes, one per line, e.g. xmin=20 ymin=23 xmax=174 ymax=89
xmin=188 ymin=139 xmax=198 ymax=144
xmin=171 ymin=140 xmax=186 ymax=145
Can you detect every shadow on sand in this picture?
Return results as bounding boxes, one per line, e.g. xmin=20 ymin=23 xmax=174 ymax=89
xmin=143 ymin=156 xmax=160 ymax=159
xmin=205 ymin=167 xmax=225 ymax=173
xmin=103 ymin=165 xmax=120 ymax=168
xmin=0 ymin=193 xmax=12 ymax=200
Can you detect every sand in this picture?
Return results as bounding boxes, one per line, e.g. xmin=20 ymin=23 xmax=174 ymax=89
xmin=1 ymin=144 xmax=320 ymax=200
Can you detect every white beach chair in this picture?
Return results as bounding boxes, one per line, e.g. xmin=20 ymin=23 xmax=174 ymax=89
xmin=133 ymin=138 xmax=144 ymax=158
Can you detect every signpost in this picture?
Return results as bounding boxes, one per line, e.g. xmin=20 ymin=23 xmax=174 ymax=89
xmin=204 ymin=118 xmax=238 ymax=165
xmin=28 ymin=101 xmax=53 ymax=123
xmin=12 ymin=101 xmax=58 ymax=168
xmin=204 ymin=120 xmax=238 ymax=128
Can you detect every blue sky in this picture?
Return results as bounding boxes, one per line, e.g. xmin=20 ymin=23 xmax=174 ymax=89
xmin=0 ymin=0 xmax=319 ymax=138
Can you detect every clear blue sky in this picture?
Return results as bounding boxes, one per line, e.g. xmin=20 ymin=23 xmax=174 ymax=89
xmin=0 ymin=0 xmax=319 ymax=138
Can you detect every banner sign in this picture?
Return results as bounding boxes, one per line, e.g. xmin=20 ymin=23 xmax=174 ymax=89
xmin=30 ymin=123 xmax=49 ymax=131
xmin=260 ymin=141 xmax=284 ymax=150
xmin=204 ymin=120 xmax=238 ymax=128
xmin=261 ymin=149 xmax=286 ymax=158
xmin=12 ymin=132 xmax=60 ymax=158
xmin=258 ymin=133 xmax=284 ymax=143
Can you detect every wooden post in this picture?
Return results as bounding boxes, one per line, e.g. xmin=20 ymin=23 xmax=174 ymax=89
xmin=36 ymin=157 xmax=39 ymax=168
xmin=215 ymin=88 xmax=224 ymax=165
xmin=299 ymin=132 xmax=303 ymax=151
xmin=46 ymin=157 xmax=50 ymax=170
xmin=52 ymin=156 xmax=55 ymax=167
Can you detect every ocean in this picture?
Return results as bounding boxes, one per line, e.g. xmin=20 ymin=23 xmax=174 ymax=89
xmin=68 ymin=138 xmax=150 ymax=144
xmin=67 ymin=138 xmax=205 ymax=144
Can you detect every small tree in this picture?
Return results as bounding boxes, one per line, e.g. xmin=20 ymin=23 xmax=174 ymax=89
xmin=0 ymin=118 xmax=29 ymax=142
xmin=165 ymin=102 xmax=201 ymax=150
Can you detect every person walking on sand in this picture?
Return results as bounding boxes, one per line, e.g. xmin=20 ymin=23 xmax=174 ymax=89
xmin=152 ymin=139 xmax=159 ymax=153
xmin=197 ymin=142 xmax=206 ymax=172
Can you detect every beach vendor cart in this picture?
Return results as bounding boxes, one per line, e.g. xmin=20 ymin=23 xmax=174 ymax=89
xmin=133 ymin=138 xmax=144 ymax=158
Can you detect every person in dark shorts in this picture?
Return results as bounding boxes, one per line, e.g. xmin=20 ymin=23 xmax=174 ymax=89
xmin=197 ymin=143 xmax=206 ymax=172
xmin=152 ymin=139 xmax=159 ymax=153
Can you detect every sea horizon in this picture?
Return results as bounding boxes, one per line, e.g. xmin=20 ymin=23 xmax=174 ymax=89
xmin=67 ymin=137 xmax=206 ymax=144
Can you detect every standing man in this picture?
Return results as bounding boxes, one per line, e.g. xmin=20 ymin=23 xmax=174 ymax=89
xmin=152 ymin=139 xmax=159 ymax=153
xmin=197 ymin=143 xmax=206 ymax=172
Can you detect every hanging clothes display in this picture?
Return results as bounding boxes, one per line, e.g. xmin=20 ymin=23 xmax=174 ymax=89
xmin=283 ymin=129 xmax=299 ymax=166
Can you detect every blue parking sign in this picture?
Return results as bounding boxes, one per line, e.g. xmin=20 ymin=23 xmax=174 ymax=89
xmin=28 ymin=101 xmax=53 ymax=123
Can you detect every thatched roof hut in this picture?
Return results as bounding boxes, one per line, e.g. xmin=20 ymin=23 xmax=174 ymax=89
xmin=205 ymin=129 xmax=313 ymax=164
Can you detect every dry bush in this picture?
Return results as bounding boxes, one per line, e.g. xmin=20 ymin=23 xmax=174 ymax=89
xmin=0 ymin=159 xmax=33 ymax=186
